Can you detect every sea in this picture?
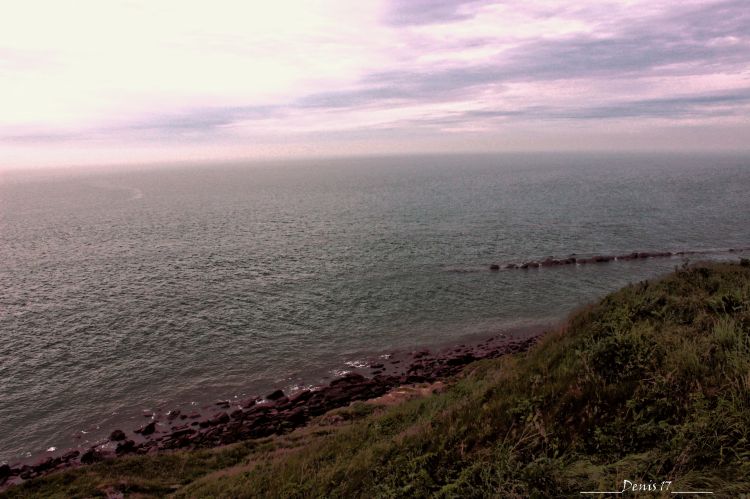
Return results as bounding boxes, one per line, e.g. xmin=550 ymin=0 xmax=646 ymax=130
xmin=1 ymin=152 xmax=749 ymax=463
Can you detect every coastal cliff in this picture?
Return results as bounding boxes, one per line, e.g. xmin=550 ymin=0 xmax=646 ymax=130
xmin=3 ymin=261 xmax=749 ymax=497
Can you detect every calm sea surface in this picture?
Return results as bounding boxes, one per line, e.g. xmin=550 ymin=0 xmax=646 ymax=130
xmin=1 ymin=153 xmax=749 ymax=462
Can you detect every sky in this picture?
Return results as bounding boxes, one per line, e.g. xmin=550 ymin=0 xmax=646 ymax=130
xmin=1 ymin=0 xmax=749 ymax=169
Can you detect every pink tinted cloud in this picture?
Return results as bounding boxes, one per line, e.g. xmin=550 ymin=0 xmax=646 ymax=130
xmin=1 ymin=0 xmax=749 ymax=168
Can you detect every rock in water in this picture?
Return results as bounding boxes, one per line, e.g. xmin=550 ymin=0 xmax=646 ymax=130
xmin=265 ymin=389 xmax=285 ymax=401
xmin=109 ymin=429 xmax=127 ymax=441
xmin=135 ymin=421 xmax=156 ymax=435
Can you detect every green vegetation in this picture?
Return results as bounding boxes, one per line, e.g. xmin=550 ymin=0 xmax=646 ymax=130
xmin=4 ymin=262 xmax=750 ymax=498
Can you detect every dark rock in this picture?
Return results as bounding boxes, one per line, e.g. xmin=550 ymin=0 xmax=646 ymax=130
xmin=33 ymin=457 xmax=59 ymax=473
xmin=289 ymin=390 xmax=314 ymax=405
xmin=61 ymin=450 xmax=80 ymax=462
xmin=135 ymin=421 xmax=156 ymax=435
xmin=109 ymin=429 xmax=127 ymax=441
xmin=115 ymin=440 xmax=136 ymax=455
xmin=19 ymin=469 xmax=35 ymax=480
xmin=446 ymin=354 xmax=477 ymax=366
xmin=272 ymin=396 xmax=290 ymax=408
xmin=330 ymin=373 xmax=366 ymax=386
xmin=209 ymin=412 xmax=230 ymax=426
xmin=373 ymin=374 xmax=400 ymax=386
xmin=80 ymin=448 xmax=103 ymax=464
xmin=489 ymin=264 xmax=500 ymax=271
xmin=284 ymin=408 xmax=307 ymax=425
xmin=167 ymin=410 xmax=181 ymax=420
xmin=247 ymin=403 xmax=274 ymax=415
xmin=230 ymin=409 xmax=244 ymax=420
xmin=215 ymin=400 xmax=230 ymax=408
xmin=170 ymin=428 xmax=196 ymax=439
xmin=265 ymin=389 xmax=285 ymax=401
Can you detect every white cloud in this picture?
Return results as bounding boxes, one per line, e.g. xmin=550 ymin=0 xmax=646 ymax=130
xmin=1 ymin=0 xmax=749 ymax=168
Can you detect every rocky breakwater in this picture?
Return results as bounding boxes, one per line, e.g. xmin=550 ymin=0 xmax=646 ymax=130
xmin=1 ymin=334 xmax=539 ymax=488
xmin=489 ymin=246 xmax=750 ymax=271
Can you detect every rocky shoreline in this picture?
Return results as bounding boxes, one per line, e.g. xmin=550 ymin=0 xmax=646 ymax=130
xmin=0 ymin=331 xmax=541 ymax=489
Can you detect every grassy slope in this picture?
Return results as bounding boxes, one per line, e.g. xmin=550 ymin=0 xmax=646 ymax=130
xmin=4 ymin=262 xmax=750 ymax=498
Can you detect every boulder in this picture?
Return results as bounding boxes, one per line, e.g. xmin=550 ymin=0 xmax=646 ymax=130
xmin=265 ymin=389 xmax=285 ymax=401
xmin=109 ymin=429 xmax=127 ymax=441
xmin=80 ymin=448 xmax=103 ymax=464
xmin=283 ymin=408 xmax=307 ymax=425
xmin=170 ymin=428 xmax=196 ymax=439
xmin=115 ymin=440 xmax=136 ymax=455
xmin=135 ymin=421 xmax=156 ymax=436
xmin=272 ymin=396 xmax=290 ymax=408
xmin=330 ymin=373 xmax=366 ymax=386
xmin=61 ymin=450 xmax=80 ymax=462
xmin=209 ymin=412 xmax=230 ymax=426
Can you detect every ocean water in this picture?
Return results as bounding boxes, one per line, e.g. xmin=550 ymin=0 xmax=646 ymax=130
xmin=1 ymin=153 xmax=749 ymax=463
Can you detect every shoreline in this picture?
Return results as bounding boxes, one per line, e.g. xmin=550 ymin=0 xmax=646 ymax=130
xmin=0 ymin=325 xmax=545 ymax=489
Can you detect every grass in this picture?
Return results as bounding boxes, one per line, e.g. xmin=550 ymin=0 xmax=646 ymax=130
xmin=4 ymin=261 xmax=750 ymax=498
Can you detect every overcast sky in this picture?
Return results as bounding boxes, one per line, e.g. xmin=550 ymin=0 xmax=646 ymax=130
xmin=1 ymin=0 xmax=749 ymax=169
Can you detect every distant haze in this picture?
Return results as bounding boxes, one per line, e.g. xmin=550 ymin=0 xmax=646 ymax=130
xmin=1 ymin=0 xmax=749 ymax=169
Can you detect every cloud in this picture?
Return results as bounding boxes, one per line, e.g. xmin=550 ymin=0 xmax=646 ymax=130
xmin=2 ymin=0 xmax=750 ymax=166
xmin=382 ymin=0 xmax=485 ymax=26
xmin=122 ymin=106 xmax=281 ymax=134
xmin=566 ymin=89 xmax=750 ymax=120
